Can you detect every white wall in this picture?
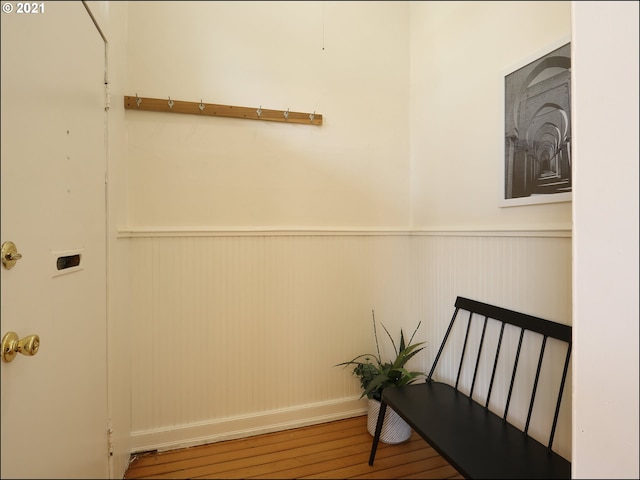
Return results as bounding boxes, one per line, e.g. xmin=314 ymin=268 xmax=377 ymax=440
xmin=572 ymin=2 xmax=639 ymax=478
xmin=126 ymin=1 xmax=410 ymax=229
xmin=118 ymin=1 xmax=640 ymax=476
xmin=126 ymin=231 xmax=572 ymax=457
xmin=409 ymin=1 xmax=572 ymax=231
xmin=124 ymin=1 xmax=575 ymax=461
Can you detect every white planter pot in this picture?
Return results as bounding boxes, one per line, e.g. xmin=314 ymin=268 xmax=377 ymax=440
xmin=366 ymin=398 xmax=412 ymax=444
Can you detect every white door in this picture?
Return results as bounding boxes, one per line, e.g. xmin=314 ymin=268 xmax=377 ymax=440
xmin=1 ymin=2 xmax=109 ymax=478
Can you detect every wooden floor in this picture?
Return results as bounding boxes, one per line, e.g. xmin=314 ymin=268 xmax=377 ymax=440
xmin=124 ymin=415 xmax=463 ymax=479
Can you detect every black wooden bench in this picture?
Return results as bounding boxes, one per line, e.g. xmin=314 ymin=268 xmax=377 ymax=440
xmin=369 ymin=296 xmax=572 ymax=479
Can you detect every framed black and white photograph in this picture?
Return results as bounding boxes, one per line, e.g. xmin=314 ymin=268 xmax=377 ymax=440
xmin=501 ymin=37 xmax=572 ymax=207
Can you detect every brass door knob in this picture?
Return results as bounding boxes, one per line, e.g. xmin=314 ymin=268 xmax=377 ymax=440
xmin=1 ymin=332 xmax=40 ymax=363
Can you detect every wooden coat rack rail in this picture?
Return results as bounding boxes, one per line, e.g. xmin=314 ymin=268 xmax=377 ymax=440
xmin=124 ymin=95 xmax=323 ymax=126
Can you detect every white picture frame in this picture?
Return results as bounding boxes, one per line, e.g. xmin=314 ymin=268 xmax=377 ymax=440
xmin=500 ymin=36 xmax=572 ymax=207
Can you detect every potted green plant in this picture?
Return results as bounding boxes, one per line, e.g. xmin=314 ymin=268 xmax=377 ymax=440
xmin=337 ymin=311 xmax=426 ymax=444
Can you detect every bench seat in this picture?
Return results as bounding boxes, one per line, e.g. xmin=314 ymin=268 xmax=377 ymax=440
xmin=382 ymin=381 xmax=571 ymax=479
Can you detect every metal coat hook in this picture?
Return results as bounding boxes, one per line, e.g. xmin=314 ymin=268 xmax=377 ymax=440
xmin=199 ymin=99 xmax=205 ymax=111
xmin=284 ymin=108 xmax=289 ymax=120
xmin=257 ymin=105 xmax=262 ymax=117
xmin=168 ymin=96 xmax=174 ymax=110
xmin=309 ymin=111 xmax=315 ymax=122
xmin=135 ymin=93 xmax=141 ymax=107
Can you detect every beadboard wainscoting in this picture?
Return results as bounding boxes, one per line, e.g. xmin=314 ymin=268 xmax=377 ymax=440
xmin=123 ymin=229 xmax=572 ymax=457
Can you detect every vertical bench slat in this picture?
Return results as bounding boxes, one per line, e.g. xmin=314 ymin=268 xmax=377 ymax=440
xmin=525 ymin=335 xmax=548 ymax=436
xmin=455 ymin=310 xmax=474 ymax=391
xmin=504 ymin=328 xmax=525 ymax=422
xmin=549 ymin=342 xmax=572 ymax=450
xmin=427 ymin=306 xmax=460 ymax=381
xmin=485 ymin=321 xmax=505 ymax=409
xmin=469 ymin=316 xmax=488 ymax=398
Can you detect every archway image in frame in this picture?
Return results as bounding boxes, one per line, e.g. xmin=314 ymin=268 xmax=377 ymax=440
xmin=504 ymin=41 xmax=571 ymax=204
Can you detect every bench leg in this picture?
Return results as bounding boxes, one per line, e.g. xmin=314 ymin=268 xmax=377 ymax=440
xmin=368 ymin=400 xmax=387 ymax=466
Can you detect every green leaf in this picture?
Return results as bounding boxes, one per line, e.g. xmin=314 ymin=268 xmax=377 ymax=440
xmin=391 ymin=343 xmax=425 ymax=369
xmin=335 ymin=353 xmax=381 ymax=368
xmin=408 ymin=320 xmax=422 ymax=346
xmin=380 ymin=323 xmax=398 ymax=357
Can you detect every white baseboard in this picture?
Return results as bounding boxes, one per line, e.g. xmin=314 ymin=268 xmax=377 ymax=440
xmin=129 ymin=396 xmax=368 ymax=453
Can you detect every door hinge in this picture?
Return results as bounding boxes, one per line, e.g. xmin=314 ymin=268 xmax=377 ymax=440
xmin=107 ymin=427 xmax=114 ymax=457
xmin=105 ymin=83 xmax=111 ymax=111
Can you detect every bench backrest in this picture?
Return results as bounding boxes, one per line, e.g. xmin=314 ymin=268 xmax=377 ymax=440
xmin=427 ymin=296 xmax=572 ymax=452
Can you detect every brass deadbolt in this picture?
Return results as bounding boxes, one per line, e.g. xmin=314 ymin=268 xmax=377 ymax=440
xmin=1 ymin=241 xmax=23 ymax=270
